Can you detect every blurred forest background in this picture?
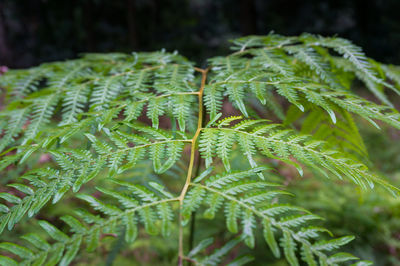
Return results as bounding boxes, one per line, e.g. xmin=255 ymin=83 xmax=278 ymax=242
xmin=0 ymin=0 xmax=400 ymax=68
xmin=1 ymin=1 xmax=400 ymax=265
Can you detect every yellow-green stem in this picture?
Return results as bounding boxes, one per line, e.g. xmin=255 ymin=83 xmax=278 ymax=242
xmin=178 ymin=67 xmax=208 ymax=266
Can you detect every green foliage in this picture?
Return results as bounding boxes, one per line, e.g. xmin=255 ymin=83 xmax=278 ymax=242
xmin=0 ymin=33 xmax=400 ymax=265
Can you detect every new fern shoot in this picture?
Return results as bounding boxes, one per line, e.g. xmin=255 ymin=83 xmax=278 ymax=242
xmin=0 ymin=33 xmax=400 ymax=265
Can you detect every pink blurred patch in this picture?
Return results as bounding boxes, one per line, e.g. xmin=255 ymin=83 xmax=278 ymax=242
xmin=39 ymin=153 xmax=52 ymax=163
xmin=0 ymin=66 xmax=8 ymax=75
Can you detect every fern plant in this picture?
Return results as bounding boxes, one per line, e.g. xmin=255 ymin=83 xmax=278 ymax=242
xmin=0 ymin=33 xmax=400 ymax=265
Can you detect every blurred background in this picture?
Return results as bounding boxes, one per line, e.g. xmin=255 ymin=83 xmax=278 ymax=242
xmin=0 ymin=0 xmax=400 ymax=68
xmin=1 ymin=1 xmax=400 ymax=265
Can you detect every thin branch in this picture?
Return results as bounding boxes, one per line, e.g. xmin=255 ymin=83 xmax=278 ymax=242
xmin=178 ymin=67 xmax=209 ymax=266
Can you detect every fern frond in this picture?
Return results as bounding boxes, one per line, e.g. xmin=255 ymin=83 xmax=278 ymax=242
xmin=199 ymin=120 xmax=399 ymax=194
xmin=90 ymin=76 xmax=123 ymax=111
xmin=0 ymin=108 xmax=30 ymax=151
xmin=300 ymin=34 xmax=396 ymax=106
xmin=184 ymin=167 xmax=359 ymax=265
xmin=297 ymin=107 xmax=368 ymax=157
xmin=301 ymin=34 xmax=382 ymax=84
xmin=11 ymin=67 xmax=48 ymax=98
xmin=0 ymin=180 xmax=178 ymax=265
xmin=24 ymin=93 xmax=59 ymax=143
xmin=0 ymin=124 xmax=190 ymax=233
xmin=125 ymin=68 xmax=151 ymax=95
xmin=0 ymin=33 xmax=397 ymax=265
xmin=285 ymin=46 xmax=340 ymax=89
xmin=60 ymin=84 xmax=90 ymax=125
xmin=154 ymin=64 xmax=195 ymax=93
xmin=46 ymin=61 xmax=89 ymax=90
xmin=0 ymin=168 xmax=77 ymax=234
xmin=382 ymin=64 xmax=400 ymax=90
xmin=251 ymin=49 xmax=294 ymax=76
xmin=230 ymin=34 xmax=297 ymax=51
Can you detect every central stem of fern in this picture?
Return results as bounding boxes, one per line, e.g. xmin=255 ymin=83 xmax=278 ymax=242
xmin=178 ymin=67 xmax=208 ymax=266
